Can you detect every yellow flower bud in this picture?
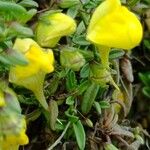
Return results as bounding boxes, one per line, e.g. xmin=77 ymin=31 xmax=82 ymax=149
xmin=9 ymin=38 xmax=55 ymax=110
xmin=0 ymin=88 xmax=28 ymax=150
xmin=35 ymin=12 xmax=76 ymax=47
xmin=87 ymin=0 xmax=143 ymax=50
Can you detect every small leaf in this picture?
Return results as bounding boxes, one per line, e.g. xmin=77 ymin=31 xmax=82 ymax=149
xmin=76 ymin=21 xmax=86 ymax=35
xmin=48 ymin=75 xmax=59 ymax=95
xmin=144 ymin=40 xmax=150 ymax=50
xmin=8 ymin=22 xmax=34 ymax=38
xmin=73 ymin=35 xmax=90 ymax=46
xmin=139 ymin=72 xmax=150 ymax=87
xmin=0 ymin=49 xmax=28 ymax=66
xmin=104 ymin=143 xmax=119 ymax=150
xmin=81 ymin=82 xmax=99 ymax=114
xmin=99 ymin=101 xmax=110 ymax=109
xmin=49 ymin=100 xmax=58 ymax=130
xmin=127 ymin=0 xmax=141 ymax=7
xmin=0 ymin=1 xmax=36 ymax=23
xmin=73 ymin=120 xmax=86 ymax=150
xmin=18 ymin=95 xmax=38 ymax=105
xmin=80 ymin=63 xmax=90 ymax=78
xmin=66 ymin=70 xmax=77 ymax=92
xmin=94 ymin=101 xmax=101 ymax=115
xmin=26 ymin=109 xmax=41 ymax=123
xmin=19 ymin=0 xmax=38 ymax=8
xmin=66 ymin=96 xmax=74 ymax=105
xmin=143 ymin=87 xmax=150 ymax=98
xmin=65 ymin=109 xmax=79 ymax=123
xmin=135 ymin=135 xmax=144 ymax=144
xmin=76 ymin=80 xmax=90 ymax=95
xmin=109 ymin=49 xmax=125 ymax=59
xmin=67 ymin=6 xmax=78 ymax=18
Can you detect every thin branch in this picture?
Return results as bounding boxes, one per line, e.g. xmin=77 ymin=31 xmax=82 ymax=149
xmin=47 ymin=122 xmax=71 ymax=150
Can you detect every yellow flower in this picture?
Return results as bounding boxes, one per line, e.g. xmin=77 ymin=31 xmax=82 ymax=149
xmin=35 ymin=12 xmax=76 ymax=47
xmin=87 ymin=0 xmax=143 ymax=50
xmin=9 ymin=38 xmax=54 ymax=110
xmin=0 ymin=88 xmax=28 ymax=150
xmin=1 ymin=119 xmax=29 ymax=150
xmin=86 ymin=0 xmax=143 ymax=89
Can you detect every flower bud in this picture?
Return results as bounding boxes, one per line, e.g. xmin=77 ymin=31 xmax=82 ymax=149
xmin=87 ymin=0 xmax=143 ymax=50
xmin=58 ymin=0 xmax=80 ymax=8
xmin=9 ymin=38 xmax=54 ymax=110
xmin=85 ymin=118 xmax=93 ymax=128
xmin=60 ymin=47 xmax=85 ymax=71
xmin=35 ymin=12 xmax=76 ymax=47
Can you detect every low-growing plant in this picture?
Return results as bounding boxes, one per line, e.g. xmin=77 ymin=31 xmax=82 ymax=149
xmin=0 ymin=0 xmax=149 ymax=150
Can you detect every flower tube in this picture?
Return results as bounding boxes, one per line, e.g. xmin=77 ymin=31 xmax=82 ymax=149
xmin=9 ymin=38 xmax=54 ymax=110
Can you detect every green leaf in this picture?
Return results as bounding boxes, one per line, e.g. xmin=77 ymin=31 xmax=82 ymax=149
xmin=0 ymin=49 xmax=28 ymax=66
xmin=67 ymin=6 xmax=78 ymax=18
xmin=127 ymin=0 xmax=140 ymax=7
xmin=26 ymin=109 xmax=41 ymax=123
xmin=65 ymin=111 xmax=79 ymax=123
xmin=73 ymin=120 xmax=86 ymax=150
xmin=76 ymin=21 xmax=86 ymax=35
xmin=58 ymin=0 xmax=80 ymax=8
xmin=78 ymin=50 xmax=94 ymax=61
xmin=47 ymin=75 xmax=59 ymax=95
xmin=76 ymin=80 xmax=90 ymax=95
xmin=73 ymin=35 xmax=90 ymax=46
xmin=94 ymin=101 xmax=101 ymax=115
xmin=0 ymin=54 xmax=13 ymax=65
xmin=66 ymin=96 xmax=75 ymax=105
xmin=49 ymin=100 xmax=58 ymax=130
xmin=104 ymin=143 xmax=119 ymax=150
xmin=18 ymin=95 xmax=38 ymax=105
xmin=66 ymin=70 xmax=77 ymax=92
xmin=143 ymin=87 xmax=150 ymax=98
xmin=139 ymin=72 xmax=150 ymax=87
xmin=144 ymin=40 xmax=150 ymax=50
xmin=0 ymin=1 xmax=36 ymax=23
xmin=80 ymin=63 xmax=90 ymax=78
xmin=8 ymin=23 xmax=33 ymax=38
xmin=19 ymin=0 xmax=38 ymax=8
xmin=99 ymin=101 xmax=110 ymax=109
xmin=81 ymin=82 xmax=99 ymax=114
xmin=7 ymin=50 xmax=28 ymax=65
xmin=109 ymin=49 xmax=125 ymax=59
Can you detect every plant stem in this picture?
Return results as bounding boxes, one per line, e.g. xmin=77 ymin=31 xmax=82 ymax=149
xmin=47 ymin=121 xmax=71 ymax=150
xmin=97 ymin=45 xmax=110 ymax=68
xmin=34 ymin=88 xmax=48 ymax=110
